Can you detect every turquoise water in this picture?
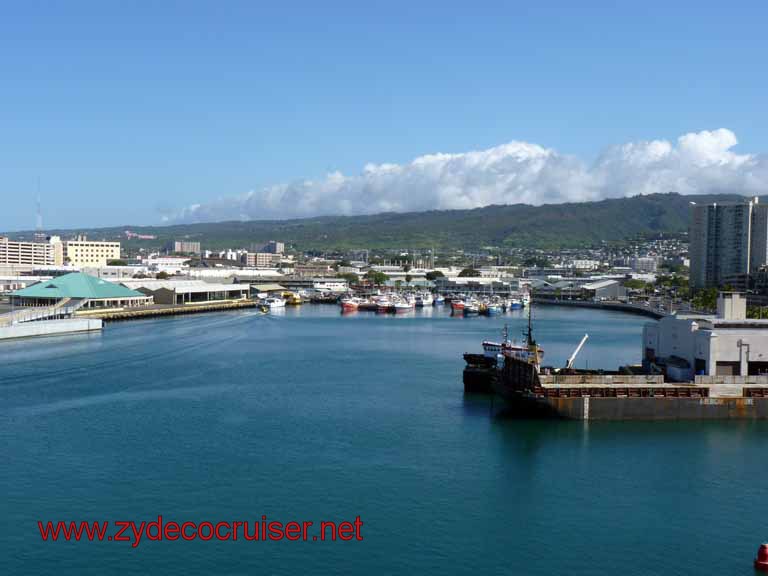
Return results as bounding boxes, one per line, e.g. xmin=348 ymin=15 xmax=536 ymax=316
xmin=1 ymin=305 xmax=767 ymax=575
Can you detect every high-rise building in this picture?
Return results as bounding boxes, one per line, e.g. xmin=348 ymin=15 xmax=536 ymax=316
xmin=690 ymin=198 xmax=768 ymax=289
xmin=166 ymin=240 xmax=201 ymax=254
xmin=262 ymin=241 xmax=284 ymax=254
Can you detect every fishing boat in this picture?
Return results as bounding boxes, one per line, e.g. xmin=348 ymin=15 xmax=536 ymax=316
xmin=376 ymin=297 xmax=392 ymax=313
xmin=340 ymin=297 xmax=360 ymax=312
xmin=481 ymin=326 xmax=544 ymax=363
xmin=451 ymin=299 xmax=466 ymax=312
xmin=284 ymin=292 xmax=302 ymax=306
xmin=415 ymin=293 xmax=434 ymax=307
xmin=463 ymin=301 xmax=480 ymax=316
xmin=484 ymin=303 xmax=502 ymax=316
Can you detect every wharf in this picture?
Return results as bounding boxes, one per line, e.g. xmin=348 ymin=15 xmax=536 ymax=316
xmin=0 ymin=318 xmax=102 ymax=340
xmin=464 ymin=358 xmax=768 ymax=420
xmin=85 ymin=299 xmax=259 ymax=322
xmin=533 ymin=298 xmax=666 ymax=319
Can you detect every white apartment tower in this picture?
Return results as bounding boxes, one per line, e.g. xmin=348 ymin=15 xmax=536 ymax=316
xmin=690 ymin=197 xmax=768 ymax=289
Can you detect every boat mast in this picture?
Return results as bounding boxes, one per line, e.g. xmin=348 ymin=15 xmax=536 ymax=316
xmin=525 ymin=293 xmax=535 ymax=346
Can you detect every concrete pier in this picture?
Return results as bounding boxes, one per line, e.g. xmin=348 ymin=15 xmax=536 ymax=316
xmin=0 ymin=318 xmax=102 ymax=340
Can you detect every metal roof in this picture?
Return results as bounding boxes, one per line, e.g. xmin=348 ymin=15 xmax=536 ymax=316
xmin=250 ymin=283 xmax=287 ymax=292
xmin=11 ymin=272 xmax=147 ymax=299
xmin=122 ymin=279 xmax=247 ymax=294
xmin=582 ymin=279 xmax=620 ymax=290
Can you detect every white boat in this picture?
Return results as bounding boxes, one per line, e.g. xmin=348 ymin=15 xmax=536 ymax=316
xmin=262 ymin=297 xmax=286 ymax=309
xmin=434 ymin=295 xmax=445 ymax=305
xmin=415 ymin=293 xmax=434 ymax=307
xmin=393 ymin=300 xmax=413 ymax=313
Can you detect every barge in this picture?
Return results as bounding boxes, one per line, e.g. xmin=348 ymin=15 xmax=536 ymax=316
xmin=464 ymin=292 xmax=768 ymax=420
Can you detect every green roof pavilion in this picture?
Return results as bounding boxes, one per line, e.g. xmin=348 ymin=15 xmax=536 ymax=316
xmin=11 ymin=272 xmax=151 ymax=309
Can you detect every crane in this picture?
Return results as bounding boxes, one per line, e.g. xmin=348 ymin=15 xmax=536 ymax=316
xmin=565 ymin=334 xmax=589 ymax=370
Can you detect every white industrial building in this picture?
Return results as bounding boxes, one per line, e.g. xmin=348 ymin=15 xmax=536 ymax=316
xmin=643 ymin=293 xmax=768 ymax=381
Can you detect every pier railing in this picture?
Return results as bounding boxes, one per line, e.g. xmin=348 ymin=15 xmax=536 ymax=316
xmin=0 ymin=298 xmax=86 ymax=326
xmin=539 ymin=374 xmax=666 ymax=387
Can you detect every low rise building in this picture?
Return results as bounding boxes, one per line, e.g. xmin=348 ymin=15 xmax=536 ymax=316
xmin=63 ymin=236 xmax=121 ymax=268
xmin=10 ymin=272 xmax=151 ymax=309
xmin=581 ymin=279 xmax=626 ymax=301
xmin=121 ymin=279 xmax=249 ymax=305
xmin=643 ymin=293 xmax=768 ymax=381
xmin=0 ymin=236 xmax=56 ymax=266
xmin=242 ymin=252 xmax=282 ymax=268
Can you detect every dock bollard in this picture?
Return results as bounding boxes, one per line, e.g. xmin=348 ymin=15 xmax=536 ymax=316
xmin=755 ymin=544 xmax=768 ymax=571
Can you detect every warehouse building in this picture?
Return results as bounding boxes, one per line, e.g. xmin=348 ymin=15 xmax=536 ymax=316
xmin=121 ymin=279 xmax=249 ymax=305
xmin=581 ymin=279 xmax=626 ymax=301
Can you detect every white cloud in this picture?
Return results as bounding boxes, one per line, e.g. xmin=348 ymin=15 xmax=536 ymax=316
xmin=173 ymin=129 xmax=768 ymax=223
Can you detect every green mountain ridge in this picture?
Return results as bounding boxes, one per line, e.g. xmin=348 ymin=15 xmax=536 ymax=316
xmin=4 ymin=193 xmax=758 ymax=251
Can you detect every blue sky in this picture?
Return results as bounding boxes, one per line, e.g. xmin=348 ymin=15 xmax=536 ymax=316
xmin=1 ymin=1 xmax=767 ymax=230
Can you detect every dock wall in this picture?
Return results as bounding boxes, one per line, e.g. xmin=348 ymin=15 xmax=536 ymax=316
xmin=522 ymin=395 xmax=768 ymax=420
xmin=90 ymin=299 xmax=258 ymax=322
xmin=533 ymin=298 xmax=666 ymax=319
xmin=0 ymin=318 xmax=102 ymax=340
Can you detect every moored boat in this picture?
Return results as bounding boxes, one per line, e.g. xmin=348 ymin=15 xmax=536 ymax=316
xmin=340 ymin=297 xmax=360 ymax=312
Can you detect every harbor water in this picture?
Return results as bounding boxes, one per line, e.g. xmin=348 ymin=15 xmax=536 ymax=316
xmin=2 ymin=305 xmax=767 ymax=575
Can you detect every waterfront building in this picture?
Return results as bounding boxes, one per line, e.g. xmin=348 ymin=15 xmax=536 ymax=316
xmin=580 ymin=279 xmax=626 ymax=301
xmin=121 ymin=279 xmax=249 ymax=305
xmin=0 ymin=236 xmax=56 ymax=267
xmin=63 ymin=236 xmax=121 ymax=268
xmin=643 ymin=293 xmax=768 ymax=380
xmin=690 ymin=198 xmax=768 ymax=289
xmin=10 ymin=272 xmax=151 ymax=309
xmin=434 ymin=276 xmax=520 ymax=295
xmin=278 ymin=277 xmax=349 ymax=293
xmin=0 ymin=276 xmax=51 ymax=294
